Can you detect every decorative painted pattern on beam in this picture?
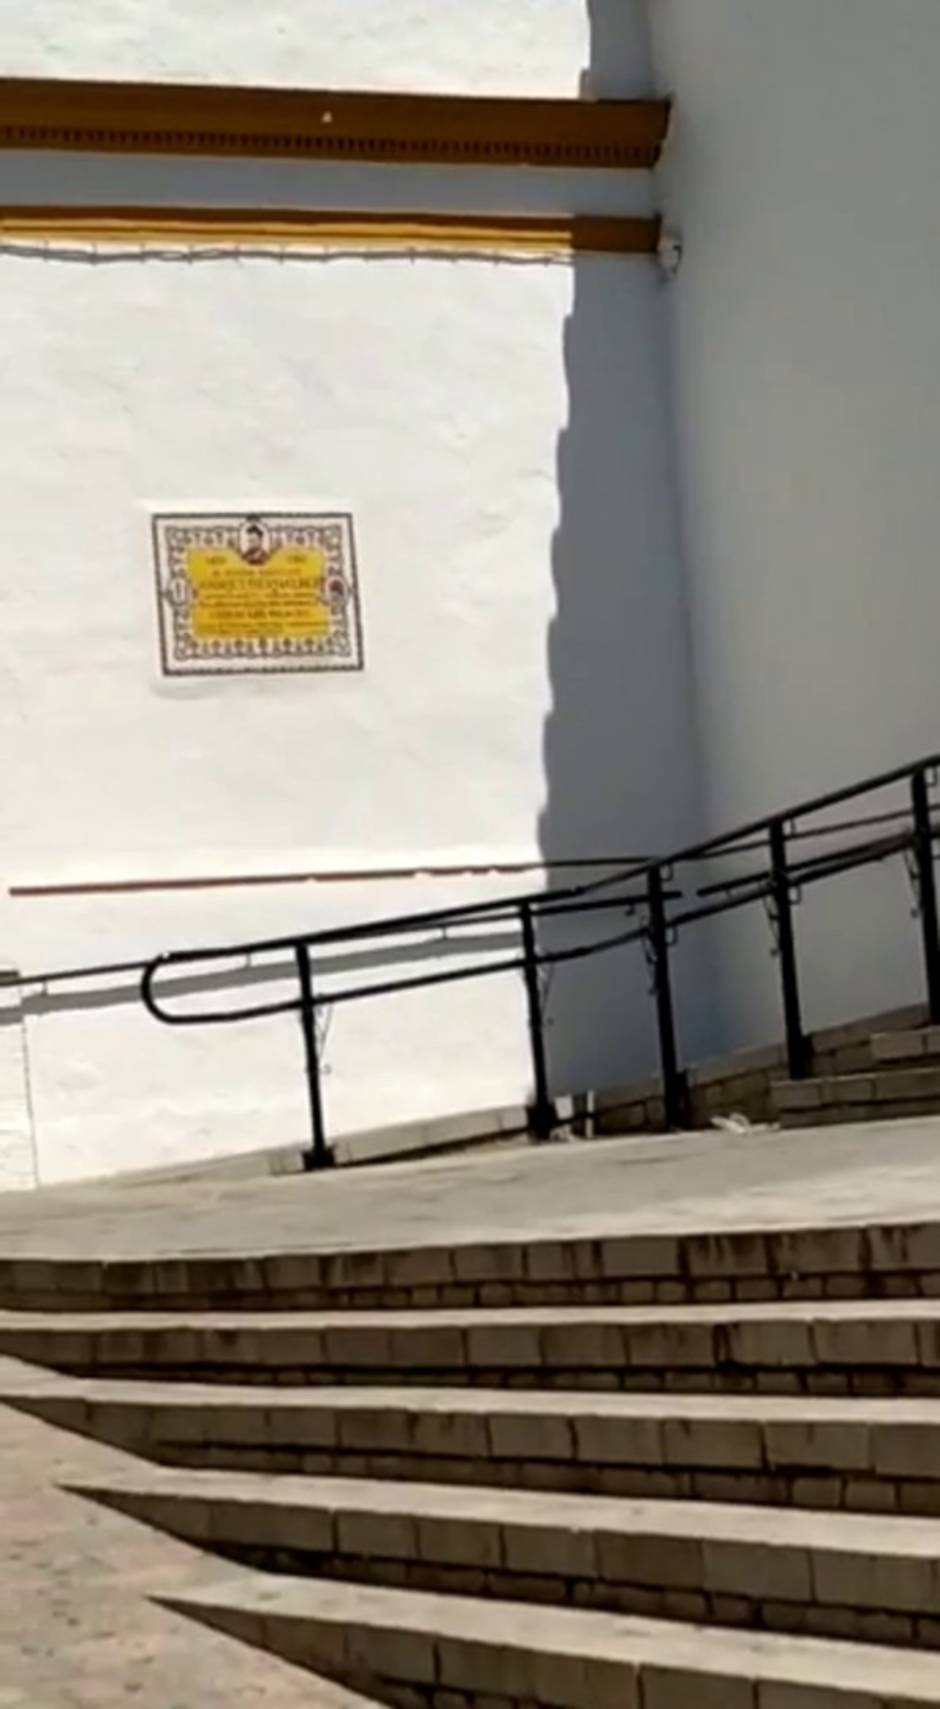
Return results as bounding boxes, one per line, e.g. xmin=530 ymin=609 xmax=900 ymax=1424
xmin=0 ymin=207 xmax=662 ymax=256
xmin=0 ymin=78 xmax=670 ymax=170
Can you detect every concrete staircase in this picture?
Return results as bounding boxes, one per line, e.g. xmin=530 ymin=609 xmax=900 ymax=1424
xmin=774 ymin=1026 xmax=940 ymax=1128
xmin=5 ymin=1218 xmax=940 ymax=1704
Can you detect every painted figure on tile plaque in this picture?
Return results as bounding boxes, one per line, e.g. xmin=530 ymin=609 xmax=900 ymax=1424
xmin=152 ymin=510 xmax=363 ymax=676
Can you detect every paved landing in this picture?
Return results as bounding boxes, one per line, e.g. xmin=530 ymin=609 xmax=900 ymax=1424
xmin=0 ymin=1356 xmax=377 ymax=1707
xmin=5 ymin=1119 xmax=940 ymax=1260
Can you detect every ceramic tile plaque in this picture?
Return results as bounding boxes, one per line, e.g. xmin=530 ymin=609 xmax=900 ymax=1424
xmin=152 ymin=511 xmax=364 ymax=677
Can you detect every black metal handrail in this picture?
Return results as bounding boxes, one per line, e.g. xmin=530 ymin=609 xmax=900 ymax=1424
xmin=137 ymin=752 xmax=940 ymax=1164
xmin=141 ymin=886 xmax=659 ymax=1164
xmin=5 ymin=754 xmax=940 ymax=1169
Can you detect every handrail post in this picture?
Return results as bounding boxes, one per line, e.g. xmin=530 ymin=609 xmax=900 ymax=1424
xmin=294 ymin=941 xmax=333 ymax=1171
xmin=520 ymin=903 xmax=557 ymax=1142
xmin=768 ymin=818 xmax=808 ymax=1080
xmin=911 ymin=767 xmax=940 ymax=1024
xmin=646 ymin=865 xmax=685 ymax=1129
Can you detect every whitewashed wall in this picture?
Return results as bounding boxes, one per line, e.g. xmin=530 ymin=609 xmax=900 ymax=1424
xmin=650 ymin=0 xmax=940 ymax=1046
xmin=0 ymin=2 xmax=705 ymax=1185
xmin=1 ymin=0 xmax=652 ymax=96
xmin=0 ymin=250 xmax=687 ymax=881
xmin=0 ymin=247 xmax=696 ymax=1184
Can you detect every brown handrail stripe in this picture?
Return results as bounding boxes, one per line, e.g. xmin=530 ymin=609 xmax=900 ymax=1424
xmin=0 ymin=207 xmax=661 ymax=255
xmin=0 ymin=78 xmax=670 ymax=169
xmin=10 ymin=860 xmax=624 ymax=899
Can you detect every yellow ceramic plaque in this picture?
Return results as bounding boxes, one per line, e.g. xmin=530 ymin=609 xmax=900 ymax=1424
xmin=152 ymin=512 xmax=363 ymax=677
xmin=188 ymin=546 xmax=332 ymax=642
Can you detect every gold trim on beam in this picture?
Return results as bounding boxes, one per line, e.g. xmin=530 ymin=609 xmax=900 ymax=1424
xmin=0 ymin=207 xmax=662 ymax=256
xmin=0 ymin=78 xmax=670 ymax=170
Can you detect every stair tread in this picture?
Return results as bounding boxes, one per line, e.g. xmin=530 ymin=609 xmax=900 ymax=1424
xmin=77 ymin=1465 xmax=940 ymax=1554
xmin=7 ymin=1297 xmax=940 ymax=1330
xmin=776 ymin=1067 xmax=940 ymax=1095
xmin=167 ymin=1566 xmax=940 ymax=1700
xmin=8 ymin=1208 xmax=940 ymax=1319
xmin=12 ymin=1368 xmax=940 ymax=1417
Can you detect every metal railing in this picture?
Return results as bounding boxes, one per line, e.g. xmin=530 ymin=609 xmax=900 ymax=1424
xmin=136 ymin=752 xmax=940 ymax=1164
xmin=140 ymin=880 xmax=663 ymax=1168
xmin=5 ymin=754 xmax=939 ymax=1168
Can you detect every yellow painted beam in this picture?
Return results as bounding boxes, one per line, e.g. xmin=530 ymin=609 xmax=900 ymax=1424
xmin=0 ymin=206 xmax=662 ymax=256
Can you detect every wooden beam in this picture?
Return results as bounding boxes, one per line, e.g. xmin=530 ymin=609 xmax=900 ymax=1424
xmin=0 ymin=207 xmax=662 ymax=256
xmin=0 ymin=77 xmax=670 ymax=170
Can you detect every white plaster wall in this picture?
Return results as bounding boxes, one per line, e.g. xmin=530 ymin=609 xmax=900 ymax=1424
xmin=0 ymin=239 xmax=697 ymax=1179
xmin=3 ymin=0 xmax=652 ymax=97
xmin=0 ymin=981 xmax=36 ymax=1191
xmin=0 ymin=0 xmax=705 ymax=1184
xmin=0 ymin=250 xmax=686 ymax=879
xmin=0 ymin=153 xmax=653 ymax=220
xmin=650 ymin=0 xmax=940 ymax=1043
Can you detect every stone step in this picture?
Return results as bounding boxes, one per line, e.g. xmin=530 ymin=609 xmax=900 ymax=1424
xmin=871 ymin=1029 xmax=940 ymax=1066
xmin=165 ymin=1565 xmax=940 ymax=1707
xmin=80 ymin=1466 xmax=940 ymax=1650
xmin=773 ymin=1068 xmax=940 ymax=1129
xmin=7 ymin=1214 xmax=940 ymax=1312
xmin=10 ymin=1372 xmax=940 ymax=1516
xmin=8 ymin=1299 xmax=940 ymax=1395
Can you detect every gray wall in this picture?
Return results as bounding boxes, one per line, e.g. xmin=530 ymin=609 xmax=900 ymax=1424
xmin=651 ymin=0 xmax=940 ymax=1044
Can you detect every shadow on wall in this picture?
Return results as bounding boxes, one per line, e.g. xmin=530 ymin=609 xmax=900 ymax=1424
xmin=535 ymin=0 xmax=720 ymax=1102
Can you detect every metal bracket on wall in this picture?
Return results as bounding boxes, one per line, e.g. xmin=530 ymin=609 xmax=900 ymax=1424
xmin=763 ymin=882 xmax=803 ymax=957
